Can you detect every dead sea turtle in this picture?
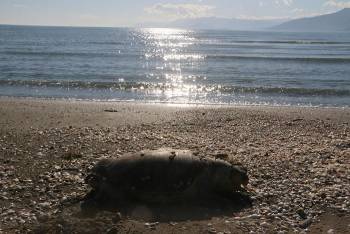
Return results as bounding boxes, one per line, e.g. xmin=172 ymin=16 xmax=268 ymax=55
xmin=81 ymin=148 xmax=250 ymax=212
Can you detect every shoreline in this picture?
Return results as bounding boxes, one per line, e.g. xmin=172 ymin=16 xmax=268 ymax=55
xmin=1 ymin=96 xmax=350 ymax=131
xmin=2 ymin=95 xmax=350 ymax=110
xmin=1 ymin=95 xmax=349 ymax=109
xmin=0 ymin=97 xmax=349 ymax=233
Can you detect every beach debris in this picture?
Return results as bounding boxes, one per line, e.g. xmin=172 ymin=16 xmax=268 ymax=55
xmin=214 ymin=152 xmax=229 ymax=160
xmin=335 ymin=142 xmax=350 ymax=150
xmin=296 ymin=208 xmax=308 ymax=219
xmin=292 ymin=118 xmax=304 ymax=122
xmin=115 ymin=212 xmax=122 ymax=221
xmin=299 ymin=218 xmax=313 ymax=229
xmin=106 ymin=226 xmax=119 ymax=234
xmin=104 ymin=109 xmax=119 ymax=113
xmin=1 ymin=106 xmax=349 ymax=233
xmin=62 ymin=150 xmax=82 ymax=160
xmin=81 ymin=148 xmax=250 ymax=212
xmin=144 ymin=222 xmax=159 ymax=229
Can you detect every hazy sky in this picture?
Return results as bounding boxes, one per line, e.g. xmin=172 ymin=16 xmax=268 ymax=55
xmin=0 ymin=0 xmax=349 ymax=27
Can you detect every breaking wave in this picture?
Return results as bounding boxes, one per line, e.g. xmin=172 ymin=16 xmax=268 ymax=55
xmin=1 ymin=79 xmax=349 ymax=97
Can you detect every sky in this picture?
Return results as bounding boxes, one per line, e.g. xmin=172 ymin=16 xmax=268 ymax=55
xmin=0 ymin=0 xmax=349 ymax=27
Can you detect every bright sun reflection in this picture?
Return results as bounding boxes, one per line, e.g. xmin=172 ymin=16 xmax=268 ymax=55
xmin=139 ymin=28 xmax=205 ymax=101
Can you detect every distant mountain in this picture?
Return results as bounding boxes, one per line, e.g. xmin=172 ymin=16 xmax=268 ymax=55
xmin=139 ymin=17 xmax=286 ymax=31
xmin=272 ymin=8 xmax=350 ymax=32
xmin=169 ymin=17 xmax=286 ymax=31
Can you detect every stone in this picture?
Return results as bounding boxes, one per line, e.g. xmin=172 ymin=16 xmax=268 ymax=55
xmin=299 ymin=218 xmax=312 ymax=229
xmin=106 ymin=226 xmax=119 ymax=234
xmin=297 ymin=208 xmax=307 ymax=219
xmin=112 ymin=212 xmax=122 ymax=223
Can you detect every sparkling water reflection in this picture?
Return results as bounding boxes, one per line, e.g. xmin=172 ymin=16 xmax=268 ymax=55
xmin=138 ymin=28 xmax=207 ymax=101
xmin=1 ymin=25 xmax=350 ymax=107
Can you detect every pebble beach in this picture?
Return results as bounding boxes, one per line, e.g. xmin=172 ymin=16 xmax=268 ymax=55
xmin=0 ymin=98 xmax=349 ymax=233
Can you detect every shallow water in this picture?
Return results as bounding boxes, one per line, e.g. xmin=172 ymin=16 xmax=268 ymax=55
xmin=0 ymin=25 xmax=350 ymax=107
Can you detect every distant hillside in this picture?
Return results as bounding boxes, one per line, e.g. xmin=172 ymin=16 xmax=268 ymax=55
xmin=272 ymin=8 xmax=350 ymax=32
xmin=169 ymin=17 xmax=286 ymax=31
xmin=139 ymin=17 xmax=286 ymax=31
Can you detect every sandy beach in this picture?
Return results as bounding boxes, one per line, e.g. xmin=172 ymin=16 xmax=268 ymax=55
xmin=0 ymin=97 xmax=349 ymax=233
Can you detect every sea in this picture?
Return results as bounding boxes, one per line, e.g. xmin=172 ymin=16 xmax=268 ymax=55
xmin=0 ymin=25 xmax=350 ymax=107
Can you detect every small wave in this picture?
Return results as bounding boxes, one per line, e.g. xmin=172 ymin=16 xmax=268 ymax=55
xmin=218 ymin=86 xmax=350 ymax=96
xmin=89 ymin=41 xmax=126 ymax=45
xmin=1 ymin=79 xmax=349 ymax=97
xmin=2 ymin=50 xmax=133 ymax=58
xmin=222 ymin=40 xmax=350 ymax=45
xmin=206 ymin=55 xmax=350 ymax=63
xmin=88 ymin=41 xmax=130 ymax=45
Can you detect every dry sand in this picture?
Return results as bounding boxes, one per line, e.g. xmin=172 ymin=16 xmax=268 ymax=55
xmin=0 ymin=97 xmax=349 ymax=233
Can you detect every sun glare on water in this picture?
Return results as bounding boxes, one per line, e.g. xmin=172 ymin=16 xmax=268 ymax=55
xmin=138 ymin=28 xmax=206 ymax=102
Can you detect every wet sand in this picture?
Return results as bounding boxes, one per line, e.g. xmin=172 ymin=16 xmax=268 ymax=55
xmin=0 ymin=97 xmax=349 ymax=233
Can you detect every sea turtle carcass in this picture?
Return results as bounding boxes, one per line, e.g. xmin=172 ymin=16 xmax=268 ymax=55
xmin=81 ymin=148 xmax=250 ymax=212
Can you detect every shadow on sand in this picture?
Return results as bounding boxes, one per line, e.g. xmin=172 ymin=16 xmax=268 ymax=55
xmin=32 ymin=192 xmax=252 ymax=234
xmin=80 ymin=191 xmax=252 ymax=222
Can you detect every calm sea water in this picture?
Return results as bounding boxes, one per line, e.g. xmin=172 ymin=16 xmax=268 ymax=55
xmin=1 ymin=25 xmax=350 ymax=107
